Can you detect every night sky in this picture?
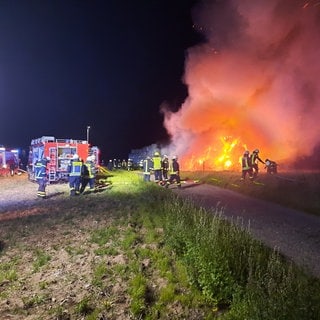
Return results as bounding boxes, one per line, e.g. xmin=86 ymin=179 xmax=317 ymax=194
xmin=0 ymin=0 xmax=201 ymax=160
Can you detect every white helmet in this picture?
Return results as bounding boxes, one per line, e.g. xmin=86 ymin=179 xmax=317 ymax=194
xmin=254 ymin=149 xmax=259 ymax=153
xmin=73 ymin=154 xmax=79 ymax=159
xmin=172 ymin=155 xmax=177 ymax=160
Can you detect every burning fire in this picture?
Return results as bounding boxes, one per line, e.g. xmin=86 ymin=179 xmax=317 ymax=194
xmin=180 ymin=136 xmax=245 ymax=171
xmin=162 ymin=0 xmax=320 ymax=171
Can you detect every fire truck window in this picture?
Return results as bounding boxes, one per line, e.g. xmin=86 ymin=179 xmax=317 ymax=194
xmin=58 ymin=147 xmax=76 ymax=158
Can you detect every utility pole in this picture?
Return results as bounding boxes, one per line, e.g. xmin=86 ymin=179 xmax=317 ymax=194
xmin=86 ymin=125 xmax=91 ymax=143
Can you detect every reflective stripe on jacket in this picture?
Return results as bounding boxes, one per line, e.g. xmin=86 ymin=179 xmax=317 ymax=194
xmin=242 ymin=156 xmax=250 ymax=170
xmin=169 ymin=160 xmax=179 ymax=174
xmin=69 ymin=161 xmax=82 ymax=176
xmin=143 ymin=159 xmax=152 ymax=174
xmin=34 ymin=160 xmax=47 ymax=179
xmin=85 ymin=161 xmax=95 ymax=178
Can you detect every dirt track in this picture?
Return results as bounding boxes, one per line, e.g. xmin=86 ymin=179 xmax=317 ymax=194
xmin=1 ymin=174 xmax=320 ymax=278
xmin=172 ymin=181 xmax=320 ymax=278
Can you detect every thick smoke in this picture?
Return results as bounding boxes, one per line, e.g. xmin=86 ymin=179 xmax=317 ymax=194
xmin=163 ymin=0 xmax=320 ymax=170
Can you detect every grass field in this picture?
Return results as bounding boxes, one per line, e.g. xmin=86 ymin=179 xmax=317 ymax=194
xmin=0 ymin=170 xmax=319 ymax=319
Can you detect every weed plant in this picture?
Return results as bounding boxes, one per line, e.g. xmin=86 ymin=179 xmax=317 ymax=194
xmin=32 ymin=249 xmax=51 ymax=272
xmin=163 ymin=195 xmax=320 ymax=319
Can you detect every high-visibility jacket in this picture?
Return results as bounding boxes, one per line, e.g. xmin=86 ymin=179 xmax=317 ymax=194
xmin=242 ymin=156 xmax=251 ymax=170
xmin=143 ymin=158 xmax=152 ymax=174
xmin=152 ymin=156 xmax=162 ymax=170
xmin=250 ymin=153 xmax=264 ymax=165
xmin=69 ymin=160 xmax=82 ymax=176
xmin=83 ymin=161 xmax=95 ymax=178
xmin=34 ymin=159 xmax=48 ymax=180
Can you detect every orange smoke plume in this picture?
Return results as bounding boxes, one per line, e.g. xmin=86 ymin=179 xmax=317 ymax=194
xmin=162 ymin=0 xmax=320 ymax=170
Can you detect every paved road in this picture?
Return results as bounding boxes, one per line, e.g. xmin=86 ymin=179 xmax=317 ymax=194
xmin=172 ymin=182 xmax=320 ymax=278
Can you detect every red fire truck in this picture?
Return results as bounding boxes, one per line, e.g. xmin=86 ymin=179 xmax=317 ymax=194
xmin=0 ymin=147 xmax=20 ymax=176
xmin=28 ymin=136 xmax=99 ymax=183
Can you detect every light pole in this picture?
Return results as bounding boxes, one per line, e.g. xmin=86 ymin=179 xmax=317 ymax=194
xmin=86 ymin=125 xmax=91 ymax=143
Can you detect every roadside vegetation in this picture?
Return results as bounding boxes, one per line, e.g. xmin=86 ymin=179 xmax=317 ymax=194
xmin=0 ymin=170 xmax=319 ymax=319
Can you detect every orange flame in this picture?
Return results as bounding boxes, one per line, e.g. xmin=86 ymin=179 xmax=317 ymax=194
xmin=162 ymin=1 xmax=320 ymax=171
xmin=181 ymin=136 xmax=245 ymax=171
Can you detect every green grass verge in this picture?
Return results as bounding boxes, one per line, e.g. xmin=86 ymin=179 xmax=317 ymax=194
xmin=0 ymin=170 xmax=319 ymax=319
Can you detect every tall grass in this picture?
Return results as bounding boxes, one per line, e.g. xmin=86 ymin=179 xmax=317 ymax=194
xmin=163 ymin=194 xmax=320 ymax=319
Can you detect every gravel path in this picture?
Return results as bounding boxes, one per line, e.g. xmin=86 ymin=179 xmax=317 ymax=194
xmin=173 ymin=182 xmax=320 ymax=279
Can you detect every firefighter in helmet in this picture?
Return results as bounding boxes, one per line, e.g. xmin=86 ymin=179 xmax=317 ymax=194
xmin=68 ymin=154 xmax=83 ymax=196
xmin=240 ymin=151 xmax=253 ymax=181
xmin=80 ymin=155 xmax=96 ymax=193
xmin=152 ymin=151 xmax=162 ymax=183
xmin=250 ymin=149 xmax=265 ymax=179
xmin=127 ymin=158 xmax=133 ymax=171
xmin=165 ymin=156 xmax=181 ymax=189
xmin=142 ymin=156 xmax=152 ymax=182
xmin=34 ymin=157 xmax=50 ymax=199
xmin=265 ymin=159 xmax=278 ymax=174
xmin=162 ymin=155 xmax=169 ymax=181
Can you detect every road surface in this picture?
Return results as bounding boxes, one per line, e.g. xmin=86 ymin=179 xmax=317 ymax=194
xmin=172 ymin=182 xmax=320 ymax=278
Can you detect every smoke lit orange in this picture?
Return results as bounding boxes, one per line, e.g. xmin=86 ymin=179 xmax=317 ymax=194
xmin=162 ymin=0 xmax=320 ymax=171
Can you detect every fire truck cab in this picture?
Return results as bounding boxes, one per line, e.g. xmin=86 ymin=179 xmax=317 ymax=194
xmin=28 ymin=136 xmax=99 ymax=183
xmin=0 ymin=146 xmax=20 ymax=176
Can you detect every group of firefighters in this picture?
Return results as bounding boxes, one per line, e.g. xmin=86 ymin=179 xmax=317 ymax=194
xmin=241 ymin=149 xmax=277 ymax=181
xmin=142 ymin=151 xmax=181 ymax=189
xmin=34 ymin=154 xmax=97 ymax=199
xmin=34 ymin=151 xmax=182 ymax=199
xmin=34 ymin=148 xmax=277 ymax=198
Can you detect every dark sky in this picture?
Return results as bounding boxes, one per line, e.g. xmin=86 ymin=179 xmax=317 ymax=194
xmin=0 ymin=0 xmax=201 ymax=160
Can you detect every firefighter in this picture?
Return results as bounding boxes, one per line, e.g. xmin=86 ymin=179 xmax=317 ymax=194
xmin=265 ymin=159 xmax=278 ymax=174
xmin=107 ymin=159 xmax=113 ymax=171
xmin=241 ymin=151 xmax=253 ymax=181
xmin=250 ymin=149 xmax=265 ymax=179
xmin=152 ymin=151 xmax=162 ymax=183
xmin=80 ymin=155 xmax=96 ymax=193
xmin=113 ymin=159 xmax=117 ymax=170
xmin=34 ymin=157 xmax=50 ymax=199
xmin=68 ymin=154 xmax=83 ymax=196
xmin=143 ymin=156 xmax=152 ymax=182
xmin=127 ymin=158 xmax=133 ymax=171
xmin=8 ymin=159 xmax=16 ymax=176
xmin=165 ymin=156 xmax=181 ymax=189
xmin=121 ymin=159 xmax=127 ymax=170
xmin=162 ymin=155 xmax=169 ymax=181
